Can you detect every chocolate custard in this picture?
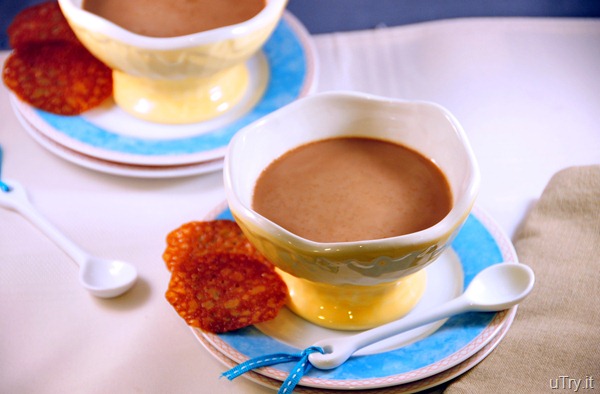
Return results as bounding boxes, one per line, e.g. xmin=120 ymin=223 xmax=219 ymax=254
xmin=83 ymin=0 xmax=266 ymax=37
xmin=252 ymin=137 xmax=452 ymax=243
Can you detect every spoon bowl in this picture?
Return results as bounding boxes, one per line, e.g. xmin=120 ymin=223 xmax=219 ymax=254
xmin=463 ymin=261 xmax=535 ymax=311
xmin=308 ymin=262 xmax=535 ymax=370
xmin=80 ymin=257 xmax=138 ymax=298
xmin=0 ymin=179 xmax=138 ymax=298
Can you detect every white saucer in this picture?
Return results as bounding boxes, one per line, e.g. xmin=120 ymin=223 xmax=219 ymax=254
xmin=12 ymin=101 xmax=224 ymax=178
xmin=10 ymin=11 xmax=317 ymax=174
xmin=193 ymin=203 xmax=519 ymax=390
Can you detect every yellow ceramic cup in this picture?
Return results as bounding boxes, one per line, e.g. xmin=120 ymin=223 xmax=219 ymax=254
xmin=58 ymin=0 xmax=287 ymax=124
xmin=224 ymin=91 xmax=480 ymax=330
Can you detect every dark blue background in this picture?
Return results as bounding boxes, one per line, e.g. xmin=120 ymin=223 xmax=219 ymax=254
xmin=2 ymin=0 xmax=600 ymax=49
xmin=286 ymin=0 xmax=600 ymax=33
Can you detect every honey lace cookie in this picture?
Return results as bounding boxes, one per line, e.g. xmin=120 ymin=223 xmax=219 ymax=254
xmin=2 ymin=0 xmax=113 ymax=115
xmin=162 ymin=220 xmax=271 ymax=272
xmin=7 ymin=1 xmax=79 ymax=48
xmin=166 ymin=252 xmax=288 ymax=333
xmin=3 ymin=42 xmax=113 ymax=116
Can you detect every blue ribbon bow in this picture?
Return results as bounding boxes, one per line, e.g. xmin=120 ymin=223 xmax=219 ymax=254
xmin=222 ymin=346 xmax=324 ymax=393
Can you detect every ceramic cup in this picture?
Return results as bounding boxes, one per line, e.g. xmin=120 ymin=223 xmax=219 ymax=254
xmin=224 ymin=91 xmax=480 ymax=330
xmin=58 ymin=0 xmax=287 ymax=124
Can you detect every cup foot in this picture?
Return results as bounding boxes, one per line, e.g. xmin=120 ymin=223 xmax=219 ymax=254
xmin=112 ymin=63 xmax=250 ymax=124
xmin=278 ymin=269 xmax=427 ymax=331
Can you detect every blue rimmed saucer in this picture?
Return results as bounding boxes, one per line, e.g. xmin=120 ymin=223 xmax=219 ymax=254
xmin=10 ymin=12 xmax=317 ymax=169
xmin=197 ymin=315 xmax=512 ymax=393
xmin=196 ymin=204 xmax=519 ymax=390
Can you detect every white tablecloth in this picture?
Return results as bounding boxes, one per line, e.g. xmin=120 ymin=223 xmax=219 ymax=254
xmin=1 ymin=17 xmax=599 ymax=393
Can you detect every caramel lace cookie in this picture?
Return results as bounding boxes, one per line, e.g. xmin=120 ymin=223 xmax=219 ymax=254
xmin=7 ymin=1 xmax=79 ymax=48
xmin=162 ymin=220 xmax=271 ymax=272
xmin=3 ymin=1 xmax=113 ymax=115
xmin=166 ymin=252 xmax=288 ymax=333
xmin=3 ymin=42 xmax=112 ymax=115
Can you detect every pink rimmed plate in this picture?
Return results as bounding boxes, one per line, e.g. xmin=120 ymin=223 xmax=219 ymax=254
xmin=197 ymin=311 xmax=513 ymax=393
xmin=195 ymin=203 xmax=519 ymax=390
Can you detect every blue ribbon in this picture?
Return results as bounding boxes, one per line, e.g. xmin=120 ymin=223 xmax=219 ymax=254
xmin=0 ymin=145 xmax=11 ymax=192
xmin=222 ymin=346 xmax=324 ymax=393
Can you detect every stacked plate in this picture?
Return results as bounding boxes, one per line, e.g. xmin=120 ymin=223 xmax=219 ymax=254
xmin=195 ymin=203 xmax=519 ymax=393
xmin=10 ymin=12 xmax=317 ymax=178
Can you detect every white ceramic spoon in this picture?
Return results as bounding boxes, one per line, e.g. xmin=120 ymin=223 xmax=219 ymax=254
xmin=308 ymin=262 xmax=535 ymax=370
xmin=0 ymin=179 xmax=138 ymax=298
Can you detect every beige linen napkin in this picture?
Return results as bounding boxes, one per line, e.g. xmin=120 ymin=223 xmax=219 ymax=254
xmin=444 ymin=165 xmax=600 ymax=393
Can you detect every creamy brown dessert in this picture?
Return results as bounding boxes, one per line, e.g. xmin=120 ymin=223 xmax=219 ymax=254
xmin=83 ymin=0 xmax=266 ymax=37
xmin=252 ymin=137 xmax=453 ymax=243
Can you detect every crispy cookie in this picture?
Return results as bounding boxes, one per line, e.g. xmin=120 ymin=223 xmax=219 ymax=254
xmin=166 ymin=252 xmax=287 ymax=333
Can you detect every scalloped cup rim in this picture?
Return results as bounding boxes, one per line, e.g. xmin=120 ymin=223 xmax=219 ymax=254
xmin=58 ymin=0 xmax=287 ymax=50
xmin=224 ymin=91 xmax=480 ymax=255
xmin=226 ymin=196 xmax=477 ymax=253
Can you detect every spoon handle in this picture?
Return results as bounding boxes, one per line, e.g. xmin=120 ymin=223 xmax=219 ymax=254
xmin=310 ymin=296 xmax=471 ymax=369
xmin=350 ymin=296 xmax=470 ymax=351
xmin=0 ymin=180 xmax=88 ymax=265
